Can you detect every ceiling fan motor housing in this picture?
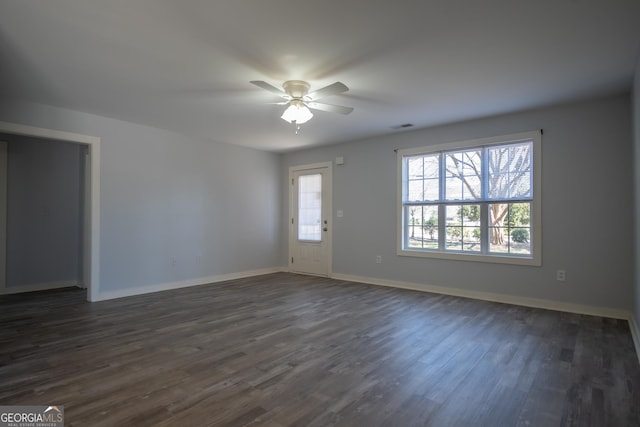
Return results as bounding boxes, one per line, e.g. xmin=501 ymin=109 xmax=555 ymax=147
xmin=283 ymin=80 xmax=310 ymax=99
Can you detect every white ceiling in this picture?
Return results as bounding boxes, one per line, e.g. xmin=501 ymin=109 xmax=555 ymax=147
xmin=1 ymin=1 xmax=639 ymax=152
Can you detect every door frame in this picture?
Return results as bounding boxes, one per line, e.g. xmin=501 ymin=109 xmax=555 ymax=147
xmin=0 ymin=121 xmax=100 ymax=302
xmin=288 ymin=161 xmax=332 ymax=276
xmin=0 ymin=141 xmax=6 ymax=294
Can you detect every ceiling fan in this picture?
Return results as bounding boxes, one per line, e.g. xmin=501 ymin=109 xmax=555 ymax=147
xmin=250 ymin=80 xmax=354 ymax=129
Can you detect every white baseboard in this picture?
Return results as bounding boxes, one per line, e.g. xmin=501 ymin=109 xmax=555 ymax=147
xmin=630 ymin=315 xmax=640 ymax=365
xmin=0 ymin=280 xmax=82 ymax=295
xmin=331 ymin=272 xmax=631 ymax=320
xmin=92 ymin=267 xmax=286 ymax=302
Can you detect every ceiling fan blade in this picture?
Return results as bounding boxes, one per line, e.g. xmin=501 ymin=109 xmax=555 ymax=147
xmin=307 ymin=82 xmax=349 ymax=100
xmin=307 ymin=102 xmax=354 ymax=115
xmin=250 ymin=80 xmax=288 ymax=98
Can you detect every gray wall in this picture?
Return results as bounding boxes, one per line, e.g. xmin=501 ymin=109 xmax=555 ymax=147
xmin=0 ymin=100 xmax=282 ymax=295
xmin=283 ymin=93 xmax=633 ymax=311
xmin=4 ymin=135 xmax=83 ymax=288
xmin=633 ymin=57 xmax=640 ymax=328
xmin=0 ymin=93 xmax=634 ymax=312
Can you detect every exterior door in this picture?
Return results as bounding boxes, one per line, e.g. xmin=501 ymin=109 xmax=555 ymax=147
xmin=290 ymin=164 xmax=331 ymax=276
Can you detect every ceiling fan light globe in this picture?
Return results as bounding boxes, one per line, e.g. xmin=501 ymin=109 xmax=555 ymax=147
xmin=281 ymin=103 xmax=313 ymax=124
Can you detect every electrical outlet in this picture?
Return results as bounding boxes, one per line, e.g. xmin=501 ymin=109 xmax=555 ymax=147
xmin=556 ymin=270 xmax=566 ymax=281
xmin=376 ymin=255 xmax=382 ymax=264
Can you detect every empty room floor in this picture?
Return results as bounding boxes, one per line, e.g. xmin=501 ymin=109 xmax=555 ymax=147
xmin=1 ymin=273 xmax=639 ymax=426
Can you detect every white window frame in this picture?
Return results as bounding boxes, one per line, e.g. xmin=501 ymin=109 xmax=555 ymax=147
xmin=397 ymin=131 xmax=542 ymax=266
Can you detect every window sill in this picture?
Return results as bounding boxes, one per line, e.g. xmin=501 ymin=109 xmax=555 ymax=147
xmin=397 ymin=248 xmax=541 ymax=266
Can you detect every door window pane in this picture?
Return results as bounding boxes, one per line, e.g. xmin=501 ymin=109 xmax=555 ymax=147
xmin=298 ymin=174 xmax=322 ymax=241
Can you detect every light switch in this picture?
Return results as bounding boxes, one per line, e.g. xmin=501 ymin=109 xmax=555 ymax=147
xmin=337 ymin=210 xmax=343 ymax=217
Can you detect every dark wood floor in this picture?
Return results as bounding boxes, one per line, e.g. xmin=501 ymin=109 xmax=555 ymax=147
xmin=1 ymin=273 xmax=639 ymax=426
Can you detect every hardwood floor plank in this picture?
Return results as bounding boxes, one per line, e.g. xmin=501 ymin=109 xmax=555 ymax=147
xmin=1 ymin=273 xmax=639 ymax=426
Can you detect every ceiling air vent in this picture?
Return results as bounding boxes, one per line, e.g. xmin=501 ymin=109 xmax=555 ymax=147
xmin=391 ymin=123 xmax=414 ymax=130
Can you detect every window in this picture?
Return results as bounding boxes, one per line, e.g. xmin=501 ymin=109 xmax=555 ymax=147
xmin=298 ymin=173 xmax=322 ymax=241
xmin=397 ymin=131 xmax=541 ymax=265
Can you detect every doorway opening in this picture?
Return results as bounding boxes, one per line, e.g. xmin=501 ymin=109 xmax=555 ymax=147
xmin=0 ymin=121 xmax=100 ymax=302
